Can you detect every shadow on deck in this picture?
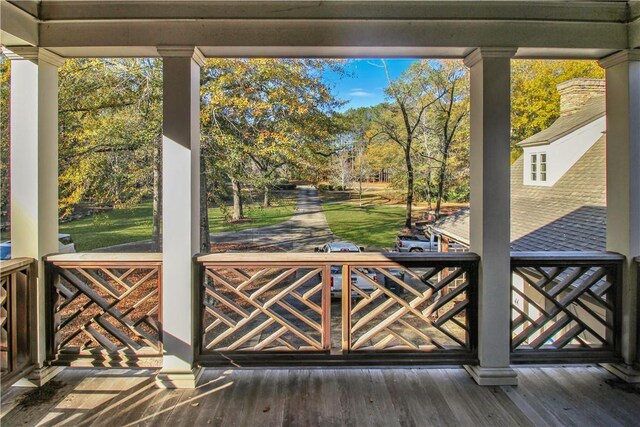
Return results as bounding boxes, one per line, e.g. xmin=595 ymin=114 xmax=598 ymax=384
xmin=2 ymin=366 xmax=639 ymax=426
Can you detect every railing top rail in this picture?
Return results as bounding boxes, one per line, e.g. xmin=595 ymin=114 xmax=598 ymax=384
xmin=196 ymin=251 xmax=480 ymax=265
xmin=45 ymin=252 xmax=162 ymax=264
xmin=511 ymin=251 xmax=624 ymax=264
xmin=0 ymin=257 xmax=35 ymax=277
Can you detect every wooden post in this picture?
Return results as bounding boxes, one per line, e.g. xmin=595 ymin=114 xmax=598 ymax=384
xmin=5 ymin=47 xmax=65 ymax=386
xmin=464 ymin=48 xmax=518 ymax=386
xmin=156 ymin=46 xmax=205 ymax=389
xmin=600 ymin=50 xmax=640 ymax=382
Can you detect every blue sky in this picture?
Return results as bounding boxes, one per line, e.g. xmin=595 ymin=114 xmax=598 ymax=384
xmin=322 ymin=59 xmax=418 ymax=111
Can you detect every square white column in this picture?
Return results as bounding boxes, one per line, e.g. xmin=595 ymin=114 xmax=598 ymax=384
xmin=156 ymin=46 xmax=205 ymax=389
xmin=5 ymin=47 xmax=65 ymax=385
xmin=600 ymin=50 xmax=640 ymax=379
xmin=464 ymin=48 xmax=518 ymax=386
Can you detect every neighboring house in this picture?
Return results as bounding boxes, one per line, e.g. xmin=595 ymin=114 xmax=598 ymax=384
xmin=432 ymin=79 xmax=608 ymax=349
xmin=432 ymin=78 xmax=606 ymax=252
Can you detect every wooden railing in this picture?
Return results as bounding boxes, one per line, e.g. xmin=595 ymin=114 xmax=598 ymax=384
xmin=197 ymin=252 xmax=478 ymax=365
xmin=0 ymin=257 xmax=36 ymax=387
xmin=45 ymin=253 xmax=162 ymax=366
xmin=510 ymin=252 xmax=624 ymax=363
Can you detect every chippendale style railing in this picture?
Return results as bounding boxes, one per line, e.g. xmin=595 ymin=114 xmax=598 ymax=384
xmin=510 ymin=251 xmax=624 ymax=363
xmin=197 ymin=252 xmax=479 ymax=365
xmin=0 ymin=257 xmax=36 ymax=387
xmin=45 ymin=253 xmax=162 ymax=366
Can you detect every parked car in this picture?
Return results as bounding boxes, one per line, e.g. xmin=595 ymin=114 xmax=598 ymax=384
xmin=314 ymin=241 xmax=364 ymax=253
xmin=0 ymin=233 xmax=76 ymax=260
xmin=394 ymin=234 xmax=438 ymax=252
xmin=329 ymin=265 xmax=377 ymax=299
xmin=313 ymin=242 xmax=374 ymax=298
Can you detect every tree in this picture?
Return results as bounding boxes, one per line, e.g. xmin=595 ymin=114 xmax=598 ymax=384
xmin=511 ymin=59 xmax=604 ymax=160
xmin=201 ymin=58 xmax=343 ymax=221
xmin=57 ymin=58 xmax=164 ymax=247
xmin=417 ymin=60 xmax=469 ymax=217
xmin=340 ymin=108 xmax=374 ymax=207
xmin=0 ymin=57 xmax=10 ymax=229
xmin=371 ymin=61 xmax=444 ymax=228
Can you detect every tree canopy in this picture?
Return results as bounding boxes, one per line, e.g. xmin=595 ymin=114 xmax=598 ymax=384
xmin=0 ymin=56 xmax=606 ymax=236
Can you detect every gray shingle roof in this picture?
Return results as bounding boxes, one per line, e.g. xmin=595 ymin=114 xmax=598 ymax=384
xmin=518 ymin=95 xmax=605 ymax=147
xmin=433 ymin=136 xmax=606 ymax=251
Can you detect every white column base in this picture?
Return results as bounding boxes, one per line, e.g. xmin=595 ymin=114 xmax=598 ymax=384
xmin=155 ymin=366 xmax=204 ymax=389
xmin=601 ymin=363 xmax=640 ymax=383
xmin=14 ymin=365 xmax=64 ymax=387
xmin=464 ymin=365 xmax=518 ymax=386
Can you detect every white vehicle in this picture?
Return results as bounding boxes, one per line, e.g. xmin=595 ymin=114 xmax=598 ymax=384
xmin=329 ymin=265 xmax=377 ymax=299
xmin=394 ymin=234 xmax=438 ymax=252
xmin=314 ymin=241 xmax=364 ymax=253
xmin=58 ymin=234 xmax=76 ymax=253
xmin=313 ymin=241 xmax=375 ymax=298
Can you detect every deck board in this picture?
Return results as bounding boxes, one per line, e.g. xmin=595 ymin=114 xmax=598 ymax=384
xmin=2 ymin=366 xmax=640 ymax=427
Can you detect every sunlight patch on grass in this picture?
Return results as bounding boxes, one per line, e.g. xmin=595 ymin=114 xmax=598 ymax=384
xmin=59 ymin=195 xmax=297 ymax=251
xmin=320 ymin=195 xmax=405 ymax=250
xmin=208 ymin=201 xmax=296 ymax=233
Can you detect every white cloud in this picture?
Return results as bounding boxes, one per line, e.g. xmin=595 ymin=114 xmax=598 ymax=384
xmin=348 ymin=88 xmax=374 ymax=97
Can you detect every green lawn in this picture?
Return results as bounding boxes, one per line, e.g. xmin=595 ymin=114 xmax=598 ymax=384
xmin=60 ymin=195 xmax=297 ymax=251
xmin=60 ymin=203 xmax=155 ymax=252
xmin=208 ymin=199 xmax=296 ymax=233
xmin=320 ymin=193 xmax=406 ymax=250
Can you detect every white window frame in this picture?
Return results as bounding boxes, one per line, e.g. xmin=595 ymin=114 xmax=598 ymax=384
xmin=530 ymin=153 xmax=538 ymax=181
xmin=529 ymin=151 xmax=547 ymax=183
xmin=539 ymin=152 xmax=547 ymax=182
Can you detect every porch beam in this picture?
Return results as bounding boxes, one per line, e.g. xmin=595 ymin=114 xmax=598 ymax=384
xmin=156 ymin=46 xmax=205 ymax=389
xmin=464 ymin=48 xmax=518 ymax=386
xmin=39 ymin=20 xmax=627 ymax=53
xmin=600 ymin=49 xmax=640 ymax=381
xmin=5 ymin=46 xmax=65 ymax=386
xmin=0 ymin=1 xmax=39 ymax=47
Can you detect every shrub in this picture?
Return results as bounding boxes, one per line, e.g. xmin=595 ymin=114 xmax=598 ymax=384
xmin=317 ymin=184 xmax=334 ymax=191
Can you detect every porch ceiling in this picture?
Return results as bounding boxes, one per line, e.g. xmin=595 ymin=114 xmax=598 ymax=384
xmin=1 ymin=0 xmax=639 ymax=59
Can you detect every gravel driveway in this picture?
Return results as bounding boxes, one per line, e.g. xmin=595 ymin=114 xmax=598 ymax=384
xmin=211 ymin=185 xmax=334 ymax=252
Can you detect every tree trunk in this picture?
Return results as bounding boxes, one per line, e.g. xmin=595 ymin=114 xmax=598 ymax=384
xmin=200 ymin=155 xmax=211 ymax=253
xmin=263 ymin=185 xmax=270 ymax=208
xmin=425 ymin=169 xmax=433 ymax=211
xmin=434 ymin=143 xmax=451 ymax=218
xmin=151 ymin=135 xmax=162 ymax=251
xmin=232 ymin=178 xmax=244 ymax=220
xmin=404 ymin=146 xmax=413 ymax=229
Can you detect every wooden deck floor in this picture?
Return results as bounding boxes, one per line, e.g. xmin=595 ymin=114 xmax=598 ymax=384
xmin=2 ymin=366 xmax=640 ymax=426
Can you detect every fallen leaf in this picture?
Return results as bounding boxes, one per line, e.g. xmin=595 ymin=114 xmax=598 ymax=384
xmin=263 ymin=406 xmax=271 ymax=413
xmin=191 ymin=402 xmax=200 ymax=407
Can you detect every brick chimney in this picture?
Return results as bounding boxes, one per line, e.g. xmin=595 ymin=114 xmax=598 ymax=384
xmin=556 ymin=78 xmax=605 ymax=116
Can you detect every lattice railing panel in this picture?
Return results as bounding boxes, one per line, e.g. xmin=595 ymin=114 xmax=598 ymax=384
xmin=511 ymin=258 xmax=621 ymax=357
xmin=0 ymin=274 xmax=10 ymax=374
xmin=201 ymin=265 xmax=329 ymax=352
xmin=345 ymin=264 xmax=473 ymax=352
xmin=51 ymin=263 xmax=162 ymax=357
xmin=0 ymin=258 xmax=34 ymax=385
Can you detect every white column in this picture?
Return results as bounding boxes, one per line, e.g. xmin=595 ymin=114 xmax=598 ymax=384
xmin=599 ymin=50 xmax=640 ymax=381
xmin=5 ymin=47 xmax=65 ymax=385
xmin=464 ymin=48 xmax=518 ymax=386
xmin=155 ymin=46 xmax=205 ymax=389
